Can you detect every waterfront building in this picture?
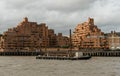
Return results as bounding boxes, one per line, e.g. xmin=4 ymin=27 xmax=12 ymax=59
xmin=0 ymin=17 xmax=69 ymax=52
xmin=72 ymin=18 xmax=108 ymax=49
xmin=108 ymin=31 xmax=120 ymax=50
xmin=57 ymin=33 xmax=69 ymax=47
xmin=0 ymin=34 xmax=4 ymax=51
xmin=1 ymin=17 xmax=120 ymax=52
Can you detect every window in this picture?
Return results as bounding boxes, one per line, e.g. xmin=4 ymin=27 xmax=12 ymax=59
xmin=82 ymin=27 xmax=84 ymax=30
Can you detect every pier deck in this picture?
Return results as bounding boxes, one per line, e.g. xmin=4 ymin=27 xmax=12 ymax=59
xmin=83 ymin=51 xmax=120 ymax=57
xmin=0 ymin=52 xmax=43 ymax=56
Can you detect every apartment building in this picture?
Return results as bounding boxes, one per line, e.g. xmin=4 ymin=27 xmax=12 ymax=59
xmin=0 ymin=17 xmax=69 ymax=52
xmin=72 ymin=18 xmax=108 ymax=49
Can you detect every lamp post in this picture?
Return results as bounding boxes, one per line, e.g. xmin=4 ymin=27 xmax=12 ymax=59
xmin=69 ymin=29 xmax=72 ymax=51
xmin=68 ymin=29 xmax=72 ymax=57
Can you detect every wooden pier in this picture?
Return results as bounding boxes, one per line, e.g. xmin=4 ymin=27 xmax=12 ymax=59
xmin=83 ymin=51 xmax=120 ymax=57
xmin=0 ymin=51 xmax=44 ymax=56
xmin=0 ymin=50 xmax=120 ymax=57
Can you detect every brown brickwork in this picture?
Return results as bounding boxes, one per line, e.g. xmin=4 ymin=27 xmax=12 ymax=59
xmin=72 ymin=17 xmax=108 ymax=49
xmin=57 ymin=33 xmax=69 ymax=47
xmin=0 ymin=17 xmax=69 ymax=52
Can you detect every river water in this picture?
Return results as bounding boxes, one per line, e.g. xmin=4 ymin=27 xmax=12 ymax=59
xmin=0 ymin=56 xmax=120 ymax=76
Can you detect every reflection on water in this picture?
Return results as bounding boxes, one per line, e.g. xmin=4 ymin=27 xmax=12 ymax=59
xmin=0 ymin=56 xmax=120 ymax=76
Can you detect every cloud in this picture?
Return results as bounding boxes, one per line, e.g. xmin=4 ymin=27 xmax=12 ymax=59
xmin=0 ymin=0 xmax=120 ymax=35
xmin=90 ymin=0 xmax=120 ymax=32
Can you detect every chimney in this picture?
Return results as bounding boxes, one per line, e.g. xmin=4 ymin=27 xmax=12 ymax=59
xmin=23 ymin=17 xmax=28 ymax=22
xmin=88 ymin=17 xmax=94 ymax=25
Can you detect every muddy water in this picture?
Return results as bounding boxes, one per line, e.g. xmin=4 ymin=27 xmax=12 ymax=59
xmin=0 ymin=56 xmax=119 ymax=76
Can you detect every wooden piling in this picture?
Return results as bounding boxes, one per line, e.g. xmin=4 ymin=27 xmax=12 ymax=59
xmin=83 ymin=51 xmax=120 ymax=57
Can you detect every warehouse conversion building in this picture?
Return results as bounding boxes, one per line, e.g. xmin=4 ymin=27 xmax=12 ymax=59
xmin=0 ymin=17 xmax=69 ymax=52
xmin=72 ymin=17 xmax=120 ymax=50
xmin=0 ymin=17 xmax=120 ymax=52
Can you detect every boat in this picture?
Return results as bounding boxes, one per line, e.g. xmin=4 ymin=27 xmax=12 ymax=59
xmin=36 ymin=29 xmax=91 ymax=60
xmin=36 ymin=52 xmax=91 ymax=60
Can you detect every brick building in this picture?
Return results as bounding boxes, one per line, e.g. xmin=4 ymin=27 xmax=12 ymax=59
xmin=0 ymin=17 xmax=69 ymax=52
xmin=2 ymin=17 xmax=119 ymax=52
xmin=72 ymin=17 xmax=108 ymax=49
xmin=57 ymin=33 xmax=69 ymax=47
xmin=107 ymin=31 xmax=120 ymax=50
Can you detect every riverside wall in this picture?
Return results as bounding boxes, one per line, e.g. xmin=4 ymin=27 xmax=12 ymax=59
xmin=0 ymin=48 xmax=120 ymax=57
xmin=83 ymin=51 xmax=120 ymax=57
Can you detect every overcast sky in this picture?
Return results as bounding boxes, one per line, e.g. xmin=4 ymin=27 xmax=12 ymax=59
xmin=0 ymin=0 xmax=120 ymax=35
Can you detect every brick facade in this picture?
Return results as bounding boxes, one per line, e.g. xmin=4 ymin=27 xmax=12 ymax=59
xmin=1 ymin=17 xmax=119 ymax=52
xmin=0 ymin=17 xmax=69 ymax=52
xmin=72 ymin=17 xmax=108 ymax=49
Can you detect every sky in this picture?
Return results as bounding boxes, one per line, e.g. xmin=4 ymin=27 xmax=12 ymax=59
xmin=0 ymin=0 xmax=120 ymax=35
